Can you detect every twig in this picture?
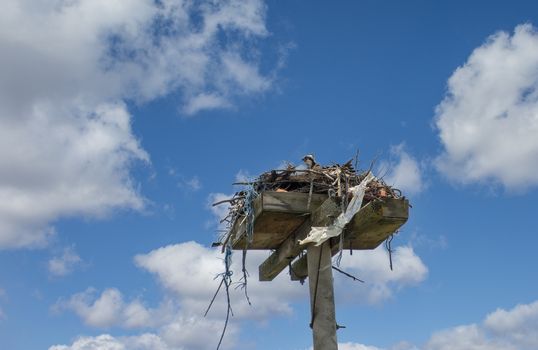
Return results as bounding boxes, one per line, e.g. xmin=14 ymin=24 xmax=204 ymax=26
xmin=204 ymin=277 xmax=225 ymax=317
xmin=354 ymin=148 xmax=360 ymax=170
xmin=212 ymin=197 xmax=245 ymax=207
xmin=307 ymin=178 xmax=314 ymax=210
xmin=332 ymin=265 xmax=364 ymax=283
xmin=367 ymin=151 xmax=382 ymax=174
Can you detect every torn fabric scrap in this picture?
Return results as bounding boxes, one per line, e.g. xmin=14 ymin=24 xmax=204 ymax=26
xmin=299 ymin=172 xmax=376 ymax=246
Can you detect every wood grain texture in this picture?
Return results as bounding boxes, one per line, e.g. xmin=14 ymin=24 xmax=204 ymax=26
xmin=258 ymin=198 xmax=340 ymax=281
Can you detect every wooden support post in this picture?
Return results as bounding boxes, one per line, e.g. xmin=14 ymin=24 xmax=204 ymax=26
xmin=307 ymin=241 xmax=338 ymax=350
xmin=258 ymin=198 xmax=340 ymax=281
xmin=291 ymin=198 xmax=409 ymax=281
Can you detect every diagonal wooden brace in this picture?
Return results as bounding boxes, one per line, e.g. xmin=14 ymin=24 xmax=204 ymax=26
xmin=258 ymin=197 xmax=341 ymax=281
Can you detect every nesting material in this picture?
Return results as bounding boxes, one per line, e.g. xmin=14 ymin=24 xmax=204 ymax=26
xmin=214 ymin=159 xmax=405 ymax=250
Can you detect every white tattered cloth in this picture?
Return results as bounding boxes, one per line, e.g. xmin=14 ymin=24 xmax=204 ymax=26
xmin=298 ymin=172 xmax=376 ymax=246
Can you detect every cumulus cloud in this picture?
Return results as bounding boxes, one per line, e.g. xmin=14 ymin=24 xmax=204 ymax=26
xmin=49 ymin=324 xmax=237 ymax=350
xmin=132 ymin=242 xmax=426 ymax=318
xmin=53 ymin=287 xmax=237 ymax=349
xmin=182 ymin=93 xmax=232 ymax=115
xmin=338 ymin=343 xmax=384 ymax=350
xmin=48 ymin=247 xmax=82 ymax=277
xmin=336 ymin=245 xmax=428 ymax=303
xmin=54 ymin=240 xmax=428 ymax=349
xmin=53 ymin=287 xmax=171 ymax=329
xmin=158 ymin=315 xmax=238 ymax=350
xmin=312 ymin=299 xmax=538 ymax=350
xmin=177 ymin=176 xmax=202 ymax=191
xmin=49 ymin=334 xmax=171 ymax=350
xmin=309 ymin=341 xmax=417 ymax=350
xmin=435 ymin=24 xmax=538 ymax=191
xmin=379 ymin=144 xmax=425 ymax=195
xmin=424 ymin=299 xmax=538 ymax=350
xmin=425 ymin=324 xmax=513 ymax=350
xmin=483 ymin=300 xmax=538 ymax=349
xmin=207 ymin=192 xmax=236 ymax=232
xmin=134 ymin=241 xmax=304 ymax=319
xmin=0 ymin=102 xmax=148 ymax=248
xmin=0 ymin=0 xmax=274 ymax=248
xmin=54 ymin=241 xmax=302 ymax=348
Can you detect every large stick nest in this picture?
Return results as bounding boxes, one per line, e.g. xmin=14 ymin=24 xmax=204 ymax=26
xmin=214 ymin=159 xmax=405 ymax=243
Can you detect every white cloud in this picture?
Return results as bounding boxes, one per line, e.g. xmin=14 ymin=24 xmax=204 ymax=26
xmin=54 ymin=241 xmax=303 ymax=348
xmin=408 ymin=231 xmax=448 ymax=251
xmin=389 ymin=341 xmax=421 ymax=350
xmin=49 ymin=334 xmax=171 ymax=350
xmin=48 ymin=247 xmax=82 ymax=277
xmin=380 ymin=144 xmax=425 ymax=195
xmin=207 ymin=192 xmax=236 ymax=232
xmin=134 ymin=241 xmax=304 ymax=319
xmin=339 ymin=343 xmax=384 ymax=350
xmin=55 ymin=240 xmax=428 ymax=349
xmin=423 ymin=299 xmax=538 ymax=350
xmin=49 ymin=322 xmax=237 ymax=350
xmin=54 ymin=288 xmax=170 ymax=329
xmin=0 ymin=0 xmax=274 ymax=248
xmin=177 ymin=176 xmax=202 ymax=191
xmin=306 ymin=344 xmax=381 ymax=350
xmin=130 ymin=237 xmax=427 ymax=317
xmin=483 ymin=300 xmax=538 ymax=349
xmin=336 ymin=245 xmax=428 ymax=303
xmin=425 ymin=324 xmax=514 ymax=350
xmin=0 ymin=102 xmax=148 ymax=249
xmin=183 ymin=93 xmax=232 ymax=115
xmin=311 ymin=300 xmax=538 ymax=350
xmin=435 ymin=24 xmax=538 ymax=190
xmin=234 ymin=169 xmax=255 ymax=183
xmin=54 ymin=287 xmax=237 ymax=349
xmin=158 ymin=315 xmax=238 ymax=350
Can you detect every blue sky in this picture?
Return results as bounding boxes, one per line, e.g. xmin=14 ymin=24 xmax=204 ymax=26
xmin=1 ymin=1 xmax=538 ymax=349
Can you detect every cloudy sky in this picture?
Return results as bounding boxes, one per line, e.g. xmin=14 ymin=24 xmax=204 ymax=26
xmin=1 ymin=1 xmax=538 ymax=349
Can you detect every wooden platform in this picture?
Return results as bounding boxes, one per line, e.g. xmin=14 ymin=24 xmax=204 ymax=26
xmin=230 ymin=192 xmax=327 ymax=249
xmin=229 ymin=191 xmax=409 ymax=252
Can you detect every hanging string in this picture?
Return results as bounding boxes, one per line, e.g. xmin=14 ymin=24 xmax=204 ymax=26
xmin=335 ymin=233 xmax=344 ymax=267
xmin=237 ymin=249 xmax=251 ymax=305
xmin=244 ymin=186 xmax=258 ymax=243
xmin=205 ymin=244 xmax=234 ymax=350
xmin=238 ymin=185 xmax=258 ymax=305
xmin=385 ymin=234 xmax=394 ymax=271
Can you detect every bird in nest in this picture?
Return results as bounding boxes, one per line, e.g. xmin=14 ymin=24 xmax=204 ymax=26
xmin=302 ymin=154 xmax=321 ymax=170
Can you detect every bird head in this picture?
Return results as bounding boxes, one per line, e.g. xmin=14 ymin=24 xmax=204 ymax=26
xmin=302 ymin=154 xmax=316 ymax=168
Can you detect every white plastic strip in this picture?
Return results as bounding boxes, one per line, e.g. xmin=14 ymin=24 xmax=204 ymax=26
xmin=299 ymin=172 xmax=376 ymax=246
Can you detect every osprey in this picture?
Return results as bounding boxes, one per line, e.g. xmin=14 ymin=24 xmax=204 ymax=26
xmin=302 ymin=154 xmax=320 ymax=170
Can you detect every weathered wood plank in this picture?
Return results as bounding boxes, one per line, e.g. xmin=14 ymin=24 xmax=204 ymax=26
xmin=232 ymin=212 xmax=310 ymax=249
xmin=258 ymin=198 xmax=341 ymax=281
xmin=308 ymin=241 xmax=338 ymax=350
xmin=230 ymin=192 xmax=327 ymax=250
xmin=290 ymin=253 xmax=309 ymax=281
xmin=290 ymin=252 xmax=308 ymax=281
xmin=290 ymin=198 xmax=409 ymax=280
xmin=343 ymin=198 xmax=408 ymax=249
xmin=261 ymin=192 xmax=326 ymax=213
